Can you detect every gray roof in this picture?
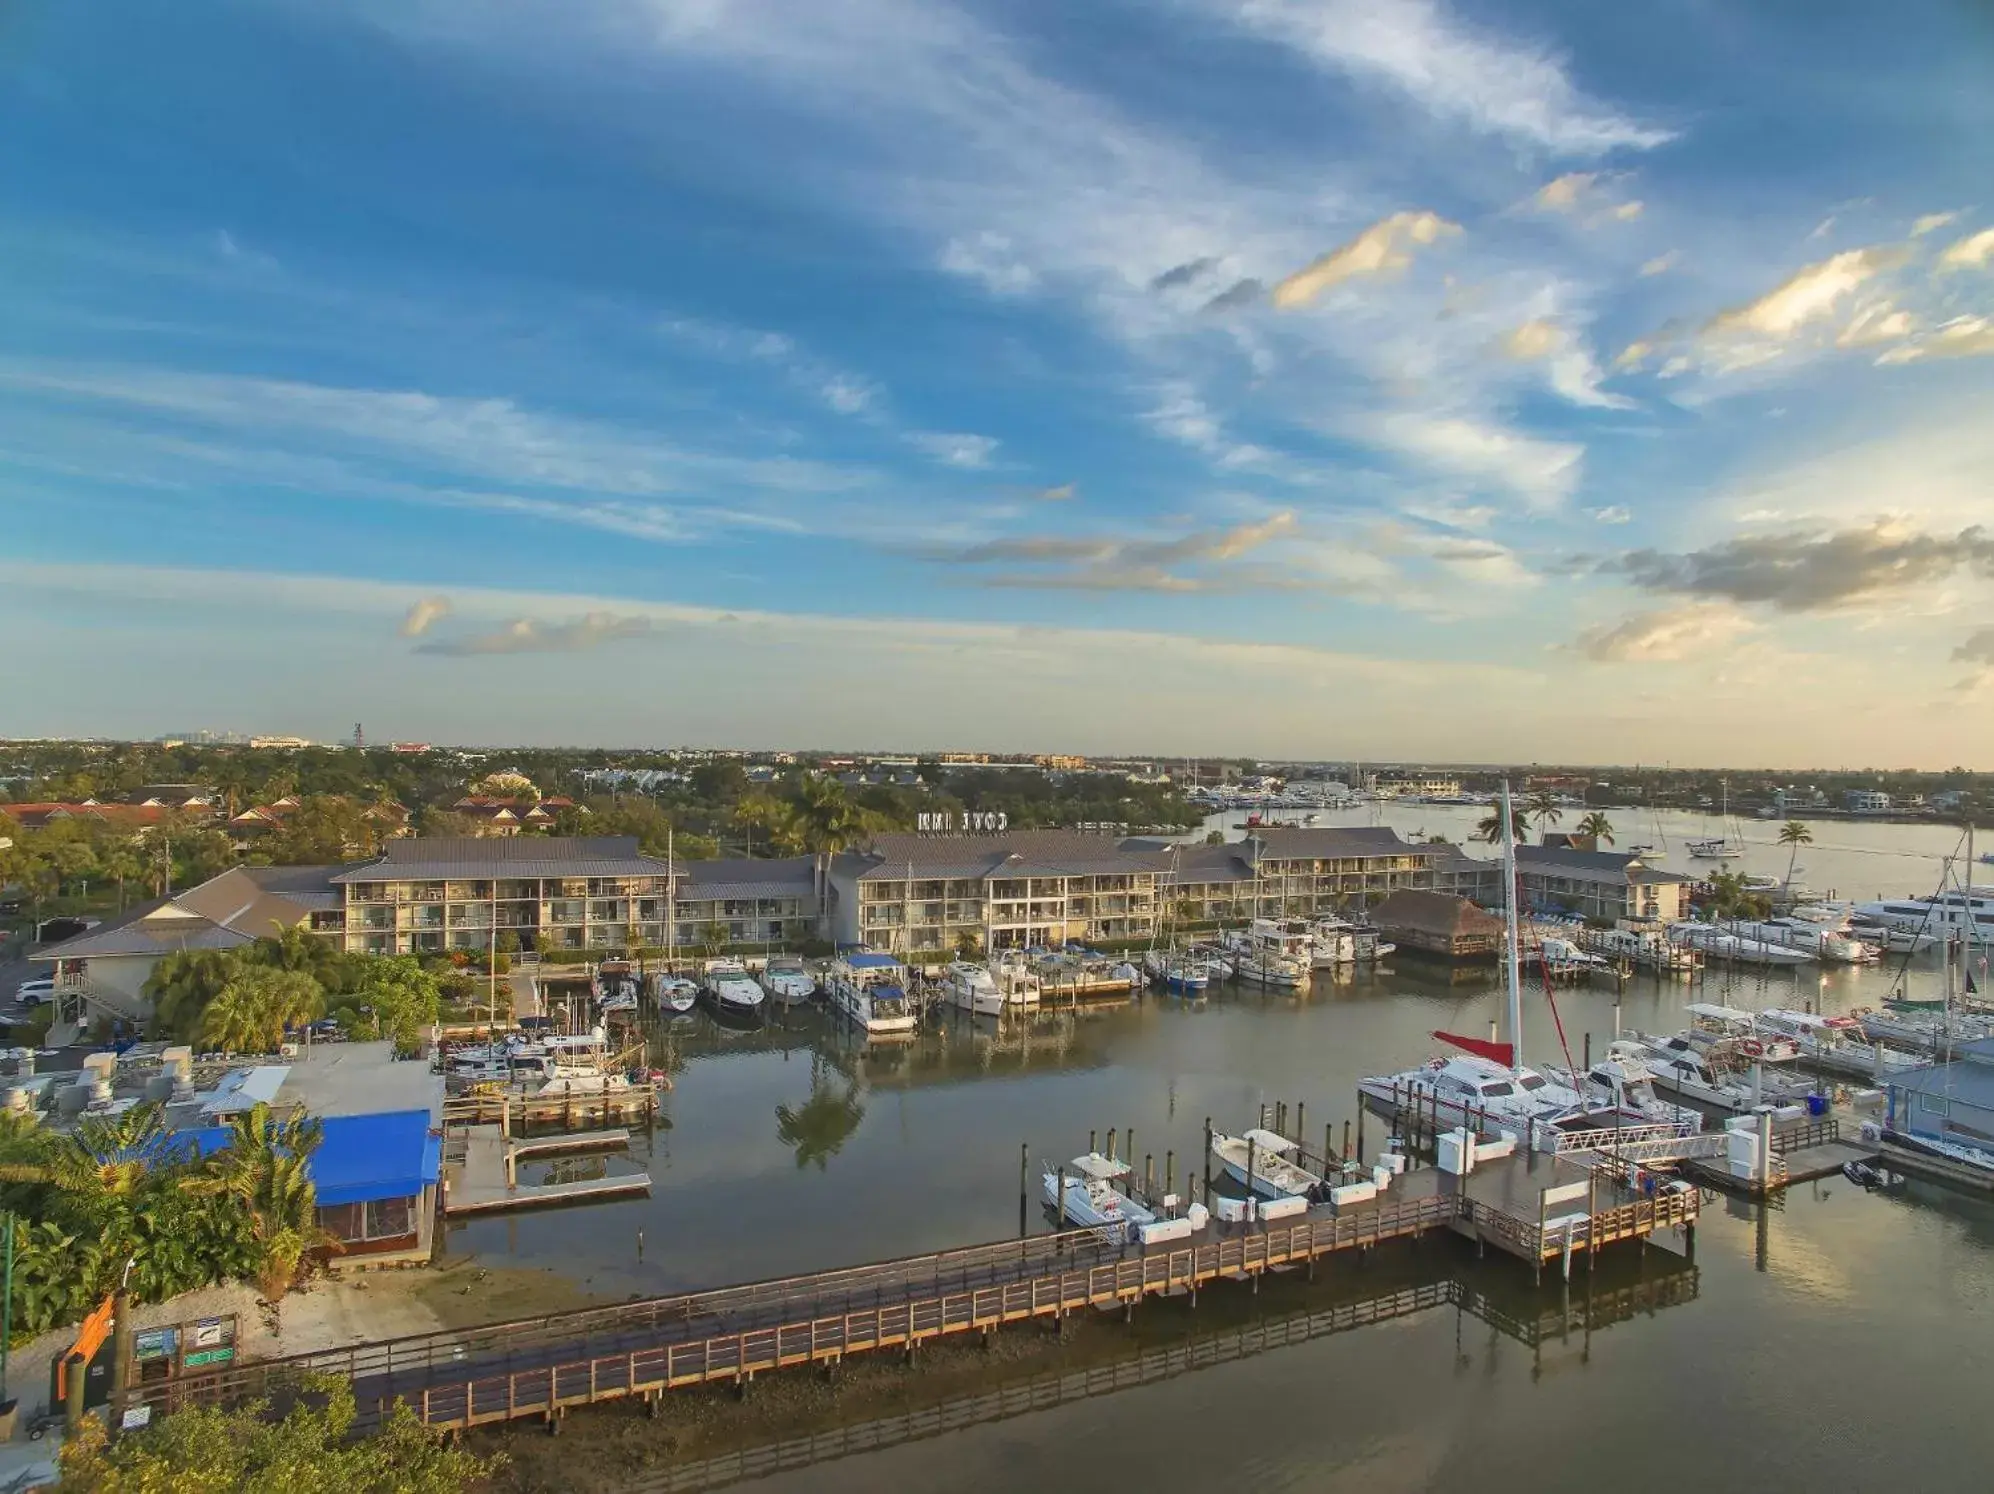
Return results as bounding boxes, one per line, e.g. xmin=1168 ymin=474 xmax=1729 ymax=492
xmin=1160 ymin=843 xmax=1258 ymax=886
xmin=1517 ymin=845 xmax=1691 ymax=885
xmin=330 ymin=836 xmax=672 ymax=883
xmin=1245 ymin=826 xmax=1429 ymax=861
xmin=37 ymin=863 xmax=341 ymax=962
xmin=1888 ymin=1052 xmax=1994 ymax=1112
xmin=34 ymin=899 xmax=256 ymax=962
xmin=850 ymin=831 xmax=1168 ymax=882
xmin=679 ymin=855 xmax=816 ymax=903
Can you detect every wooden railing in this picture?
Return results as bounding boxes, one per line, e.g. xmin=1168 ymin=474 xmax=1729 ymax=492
xmin=1771 ymin=1116 xmax=1840 ymax=1154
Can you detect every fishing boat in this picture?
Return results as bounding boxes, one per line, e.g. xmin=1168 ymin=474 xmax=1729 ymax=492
xmin=1208 ymin=1127 xmax=1326 ymax=1199
xmin=1754 ymin=1008 xmax=1918 ymax=1077
xmin=824 ymin=951 xmax=916 ymax=1035
xmin=1613 ymin=1036 xmax=1813 ymax=1114
xmin=758 ymin=955 xmax=817 ymax=1007
xmin=1041 ymin=1153 xmax=1205 ymax=1243
xmin=1545 ymin=1053 xmax=1702 ymax=1130
xmin=700 ymin=958 xmax=767 ymax=1024
xmin=941 ymin=960 xmax=1005 ymax=1016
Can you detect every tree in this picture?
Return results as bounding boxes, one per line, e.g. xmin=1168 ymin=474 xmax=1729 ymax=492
xmin=1576 ymin=812 xmax=1615 ymax=847
xmin=262 ymin=797 xmax=378 ymax=864
xmin=697 ymin=920 xmax=731 ymax=957
xmin=337 ymin=955 xmax=441 ymax=1054
xmin=1476 ymin=807 xmax=1530 ymax=845
xmin=1527 ymin=789 xmax=1563 ymax=830
xmin=56 ymin=1373 xmax=495 ymax=1492
xmin=99 ymin=845 xmax=145 ymax=911
xmin=199 ymin=966 xmax=323 ymax=1054
xmin=792 ymin=777 xmax=868 ymax=854
xmin=1777 ymin=819 xmax=1813 ymax=887
xmin=182 ymin=1102 xmax=336 ymax=1301
xmin=145 ymin=949 xmax=241 ymax=1040
xmin=1705 ymin=869 xmax=1770 ymax=921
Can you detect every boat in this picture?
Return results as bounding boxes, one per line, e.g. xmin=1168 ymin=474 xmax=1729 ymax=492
xmin=758 ymin=955 xmax=817 ymax=1006
xmin=1686 ymin=837 xmax=1742 ymax=859
xmin=824 ymin=951 xmax=917 ymax=1035
xmin=1527 ymin=937 xmax=1612 ymax=977
xmin=1545 ymin=1053 xmax=1702 ymax=1130
xmin=1587 ymin=926 xmax=1701 ymax=973
xmin=1754 ymin=1008 xmax=1918 ymax=1077
xmin=1208 ymin=1127 xmax=1326 ymax=1199
xmin=991 ymin=949 xmax=1042 ymax=1008
xmin=1610 ymin=1036 xmax=1813 ymax=1114
xmin=1141 ymin=948 xmax=1212 ymax=993
xmin=650 ymin=973 xmax=699 ymax=1017
xmin=1041 ymin=1152 xmax=1154 ymax=1235
xmin=1305 ymin=918 xmax=1394 ymax=966
xmin=1187 ymin=942 xmax=1236 ymax=980
xmin=1668 ymin=922 xmax=1810 ymax=967
xmin=1360 ymin=781 xmax=1637 ymax=1130
xmin=1724 ymin=917 xmax=1875 ymax=964
xmin=1222 ymin=922 xmax=1310 ymax=988
xmin=700 ymin=958 xmax=767 ymax=1024
xmin=1684 ymin=1002 xmax=1801 ymax=1061
xmin=592 ymin=959 xmax=641 ymax=1008
xmin=1854 ymin=888 xmax=1994 ymax=940
xmin=1858 ymin=1006 xmax=1994 ymax=1052
xmin=941 ymin=960 xmax=1006 ymax=1016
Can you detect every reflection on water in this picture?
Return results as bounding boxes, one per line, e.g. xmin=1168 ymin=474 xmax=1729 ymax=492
xmin=773 ymin=1053 xmax=866 ymax=1170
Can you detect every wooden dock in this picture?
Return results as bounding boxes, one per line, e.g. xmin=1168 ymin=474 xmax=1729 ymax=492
xmin=443 ymin=1124 xmax=652 ymax=1217
xmin=442 ymin=1082 xmax=661 ymax=1131
xmin=1684 ymin=1116 xmax=1881 ymax=1196
xmin=132 ymin=1149 xmax=1693 ymax=1435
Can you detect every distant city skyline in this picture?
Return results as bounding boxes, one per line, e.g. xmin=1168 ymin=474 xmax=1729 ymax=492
xmin=3 ymin=4 xmax=1991 ymax=765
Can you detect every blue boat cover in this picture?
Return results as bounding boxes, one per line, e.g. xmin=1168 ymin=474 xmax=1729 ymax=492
xmin=847 ymin=953 xmax=901 ymax=969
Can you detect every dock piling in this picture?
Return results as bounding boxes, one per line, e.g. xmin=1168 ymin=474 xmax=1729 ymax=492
xmin=1165 ymin=1149 xmax=1175 ymax=1199
xmin=1019 ymin=1143 xmax=1029 ymax=1238
xmin=1296 ymin=1101 xmax=1305 ymax=1146
xmin=1203 ymin=1117 xmax=1213 ymax=1194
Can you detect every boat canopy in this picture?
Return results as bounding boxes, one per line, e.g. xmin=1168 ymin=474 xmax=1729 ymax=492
xmin=1241 ymin=1128 xmax=1295 ymax=1153
xmin=1066 ymin=1152 xmax=1131 ymax=1179
xmin=1686 ymin=1002 xmax=1757 ymax=1024
xmin=847 ymin=953 xmax=902 ymax=970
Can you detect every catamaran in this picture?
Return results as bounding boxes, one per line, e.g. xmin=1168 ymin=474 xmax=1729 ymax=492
xmin=824 ymin=951 xmax=917 ymax=1035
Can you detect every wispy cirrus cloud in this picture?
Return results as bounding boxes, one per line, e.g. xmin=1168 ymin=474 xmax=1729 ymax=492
xmin=905 ymin=431 xmax=1000 ymax=469
xmin=415 ymin=611 xmax=655 ymax=656
xmin=923 ymin=511 xmax=1298 ymax=591
xmin=1936 ymin=227 xmax=1994 ymax=272
xmin=1358 ymin=411 xmax=1583 ymax=510
xmin=1573 ymin=602 xmax=1753 ymax=662
xmin=1271 ymin=211 xmax=1460 ymax=309
xmin=1200 ymin=0 xmax=1673 ymax=154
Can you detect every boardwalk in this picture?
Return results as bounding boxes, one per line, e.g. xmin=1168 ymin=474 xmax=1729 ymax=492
xmin=132 ymin=1157 xmax=1693 ymax=1435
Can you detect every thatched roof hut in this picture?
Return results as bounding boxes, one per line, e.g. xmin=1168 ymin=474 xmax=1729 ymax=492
xmin=1371 ymin=889 xmax=1504 ymax=960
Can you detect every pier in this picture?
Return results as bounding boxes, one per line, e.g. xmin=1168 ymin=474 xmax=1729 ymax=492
xmin=130 ymin=1142 xmax=1694 ymax=1435
xmin=443 ymin=1124 xmax=652 ymax=1216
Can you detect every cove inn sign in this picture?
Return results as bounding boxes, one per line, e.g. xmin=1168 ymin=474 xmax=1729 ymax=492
xmin=915 ymin=811 xmax=1011 ymax=833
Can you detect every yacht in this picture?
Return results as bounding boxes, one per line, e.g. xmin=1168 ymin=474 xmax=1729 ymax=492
xmin=1754 ymin=1008 xmax=1917 ymax=1076
xmin=1683 ymin=1001 xmax=1801 ymax=1062
xmin=1223 ymin=923 xmax=1310 ymax=988
xmin=1724 ymin=917 xmax=1874 ymax=964
xmin=1208 ymin=1128 xmax=1326 ymax=1199
xmin=824 ymin=952 xmax=917 ymax=1035
xmin=1304 ymin=918 xmax=1395 ymax=967
xmin=1527 ymin=937 xmax=1611 ymax=977
xmin=1686 ymin=837 xmax=1742 ymax=859
xmin=1669 ymin=922 xmax=1810 ymax=967
xmin=1859 ymin=1005 xmax=1994 ymax=1052
xmin=1854 ymin=888 xmax=1994 ymax=940
xmin=1545 ymin=1053 xmax=1702 ymax=1130
xmin=941 ymin=960 xmax=1006 ymax=1016
xmin=700 ymin=958 xmax=767 ymax=1024
xmin=758 ymin=955 xmax=817 ymax=1007
xmin=1608 ymin=1037 xmax=1810 ymax=1114
xmin=992 ymin=949 xmax=1042 ymax=1008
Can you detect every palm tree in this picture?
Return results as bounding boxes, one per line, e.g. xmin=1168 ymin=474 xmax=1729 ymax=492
xmin=774 ymin=1058 xmax=866 ymax=1170
xmin=99 ymin=845 xmax=145 ymax=911
xmin=0 ymin=1102 xmax=170 ymax=1204
xmin=793 ymin=778 xmax=868 ymax=854
xmin=145 ymin=949 xmax=241 ymax=1040
xmin=1476 ymin=806 xmax=1530 ymax=845
xmin=1526 ymin=789 xmax=1563 ymax=830
xmin=1576 ymin=812 xmax=1615 ymax=848
xmin=1705 ymin=869 xmax=1770 ymax=922
xmin=199 ymin=966 xmax=323 ymax=1054
xmin=182 ymin=1102 xmax=336 ymax=1300
xmin=1776 ymin=819 xmax=1812 ymax=887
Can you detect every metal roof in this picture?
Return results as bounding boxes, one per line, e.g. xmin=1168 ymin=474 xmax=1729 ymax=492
xmin=331 ymin=836 xmax=672 ymax=883
xmin=679 ymin=857 xmax=815 ymax=902
xmin=1518 ymin=845 xmax=1692 ymax=884
xmin=33 ymin=901 xmax=257 ymax=962
xmin=199 ymin=1065 xmax=291 ymax=1117
xmin=850 ymin=831 xmax=1169 ymax=882
xmin=1247 ymin=826 xmax=1426 ymax=860
xmin=1887 ymin=1055 xmax=1994 ymax=1112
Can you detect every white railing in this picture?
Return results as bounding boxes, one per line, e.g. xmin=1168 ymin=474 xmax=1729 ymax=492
xmin=1550 ymin=1121 xmax=1697 ymax=1155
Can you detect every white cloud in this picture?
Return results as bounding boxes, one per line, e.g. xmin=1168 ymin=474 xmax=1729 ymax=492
xmin=1706 ymin=247 xmax=1901 ymax=340
xmin=1271 ymin=211 xmax=1460 ymax=309
xmin=416 ymin=612 xmax=655 ymax=655
xmin=398 ymin=596 xmax=452 ymax=637
xmin=1532 ymin=172 xmax=1596 ymax=211
xmin=906 ymin=431 xmax=1000 ymax=468
xmin=1610 ymin=200 xmax=1643 ymax=222
xmin=1574 ymin=603 xmax=1754 ymax=662
xmin=1876 ymin=316 xmax=1994 ymax=365
xmin=1911 ymin=211 xmax=1960 ymax=238
xmin=1499 ymin=318 xmax=1562 ymax=360
xmin=1836 ymin=301 xmax=1914 ymax=349
xmin=939 ymin=232 xmax=1038 ymax=295
xmin=1588 ymin=505 xmax=1631 ymax=524
xmin=1209 ymin=0 xmax=1672 ymax=154
xmin=1639 ymin=250 xmax=1681 ymax=277
xmin=1936 ymin=227 xmax=1994 ymax=273
xmin=1365 ymin=411 xmax=1582 ymax=509
xmin=1497 ymin=316 xmax=1629 ymax=408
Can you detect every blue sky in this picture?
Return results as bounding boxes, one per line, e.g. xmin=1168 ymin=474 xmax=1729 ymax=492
xmin=4 ymin=0 xmax=1993 ymax=763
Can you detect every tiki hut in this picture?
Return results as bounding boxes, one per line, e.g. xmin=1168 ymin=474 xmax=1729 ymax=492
xmin=1371 ymin=889 xmax=1504 ymax=960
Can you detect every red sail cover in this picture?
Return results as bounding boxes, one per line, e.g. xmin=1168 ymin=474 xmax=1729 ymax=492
xmin=1432 ymin=1030 xmax=1513 ymax=1066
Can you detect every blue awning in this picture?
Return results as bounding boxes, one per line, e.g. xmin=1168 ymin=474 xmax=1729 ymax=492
xmin=310 ymin=1110 xmax=442 ymax=1207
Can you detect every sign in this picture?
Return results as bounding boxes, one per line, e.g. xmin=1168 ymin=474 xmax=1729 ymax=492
xmin=121 ymin=1405 xmax=153 ymax=1431
xmin=915 ymin=812 xmax=1009 ymax=834
xmin=134 ymin=1327 xmax=179 ymax=1363
xmin=184 ymin=1347 xmax=234 ymax=1369
xmin=192 ymin=1319 xmax=226 ymax=1349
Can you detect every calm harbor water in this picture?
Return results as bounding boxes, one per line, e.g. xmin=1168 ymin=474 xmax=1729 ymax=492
xmin=454 ymin=816 xmax=1993 ymax=1491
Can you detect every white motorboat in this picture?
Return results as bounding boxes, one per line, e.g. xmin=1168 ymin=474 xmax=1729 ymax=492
xmin=1612 ymin=1036 xmax=1812 ymax=1114
xmin=1042 ymin=1153 xmax=1207 ymax=1244
xmin=1855 ymin=887 xmax=1994 ymax=938
xmin=1587 ymin=926 xmax=1701 ymax=973
xmin=1187 ymin=943 xmax=1236 ymax=980
xmin=824 ymin=952 xmax=917 ymax=1035
xmin=1669 ymin=922 xmax=1810 ymax=967
xmin=992 ymin=949 xmax=1042 ymax=1007
xmin=1859 ymin=1006 xmax=1994 ymax=1052
xmin=701 ymin=958 xmax=767 ymax=1024
xmin=1222 ymin=924 xmax=1310 ymax=988
xmin=592 ymin=959 xmax=641 ymax=1007
xmin=1209 ymin=1128 xmax=1325 ymax=1199
xmin=1309 ymin=918 xmax=1394 ymax=965
xmin=942 ymin=960 xmax=1006 ymax=1016
xmin=650 ymin=973 xmax=699 ymax=1016
xmin=1754 ymin=1008 xmax=1918 ymax=1076
xmin=759 ymin=955 xmax=817 ymax=1006
xmin=1528 ymin=937 xmax=1612 ymax=977
xmin=1725 ymin=917 xmax=1874 ymax=964
xmin=1684 ymin=1002 xmax=1801 ymax=1062
xmin=1546 ymin=1054 xmax=1702 ymax=1131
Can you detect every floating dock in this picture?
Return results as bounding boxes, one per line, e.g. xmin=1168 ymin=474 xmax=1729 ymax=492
xmin=442 ymin=1124 xmax=651 ymax=1216
xmin=441 ymin=1082 xmax=661 ymax=1131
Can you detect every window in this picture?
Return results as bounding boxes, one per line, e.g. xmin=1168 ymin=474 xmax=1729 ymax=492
xmin=365 ymin=1196 xmax=414 ymax=1239
xmin=1479 ymin=1081 xmax=1514 ymax=1098
xmin=1517 ymin=1074 xmax=1547 ymax=1091
xmin=1919 ymin=1093 xmax=1950 ymax=1116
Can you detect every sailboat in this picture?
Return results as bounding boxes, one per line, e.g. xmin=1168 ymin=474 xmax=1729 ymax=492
xmin=1687 ymin=779 xmax=1744 ymax=859
xmin=1358 ymin=781 xmax=1607 ymax=1131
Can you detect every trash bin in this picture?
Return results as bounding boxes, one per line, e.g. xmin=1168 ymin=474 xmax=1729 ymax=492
xmin=1806 ymin=1092 xmax=1828 ymax=1117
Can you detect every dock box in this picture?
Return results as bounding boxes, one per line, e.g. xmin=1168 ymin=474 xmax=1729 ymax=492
xmin=1329 ymin=1180 xmax=1378 ymax=1210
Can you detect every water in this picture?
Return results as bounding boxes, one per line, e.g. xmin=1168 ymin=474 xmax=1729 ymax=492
xmin=456 ymin=817 xmax=1994 ymax=1490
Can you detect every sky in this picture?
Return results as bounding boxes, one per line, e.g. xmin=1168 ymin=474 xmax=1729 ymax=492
xmin=3 ymin=0 xmax=1994 ymax=765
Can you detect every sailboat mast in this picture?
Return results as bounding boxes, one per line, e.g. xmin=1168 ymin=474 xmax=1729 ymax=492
xmin=1501 ymin=779 xmax=1524 ymax=1068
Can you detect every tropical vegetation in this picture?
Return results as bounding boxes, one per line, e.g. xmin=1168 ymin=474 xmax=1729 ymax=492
xmin=0 ymin=1101 xmax=330 ymax=1339
xmin=1475 ymin=805 xmax=1530 ymax=845
xmin=56 ymin=1373 xmax=494 ymax=1493
xmin=1576 ymin=811 xmax=1615 ymax=846
xmin=1703 ymin=869 xmax=1772 ymax=922
xmin=1777 ymin=819 xmax=1813 ymax=887
xmin=145 ymin=935 xmax=444 ymax=1055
